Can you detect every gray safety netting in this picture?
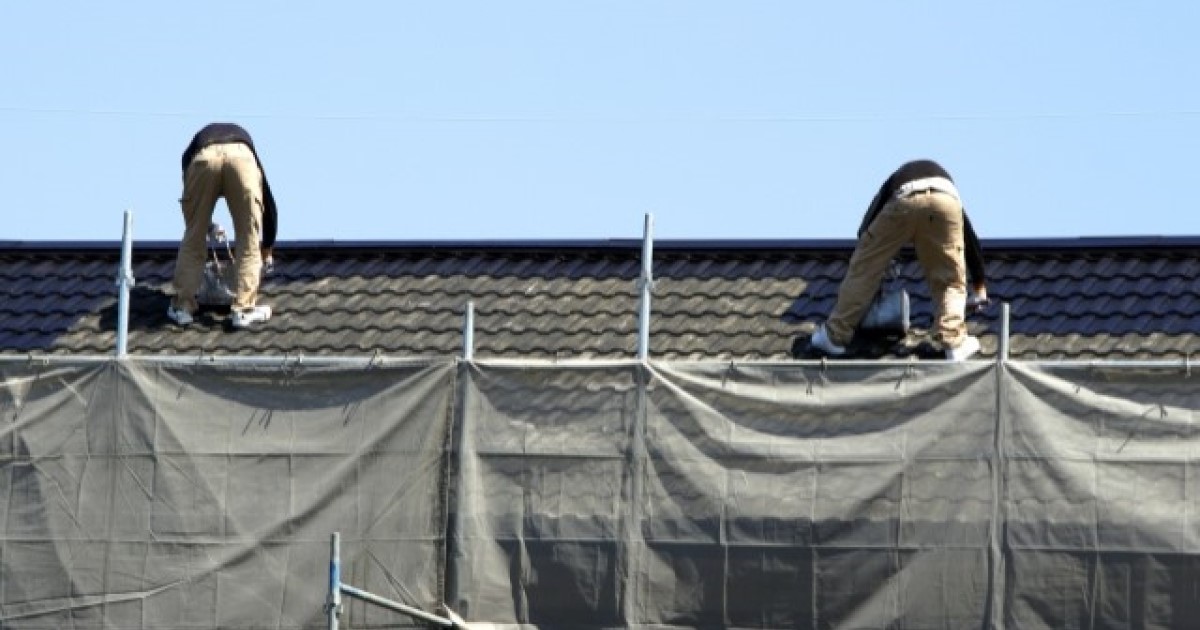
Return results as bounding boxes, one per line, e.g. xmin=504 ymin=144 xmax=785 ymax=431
xmin=1 ymin=359 xmax=1198 ymax=629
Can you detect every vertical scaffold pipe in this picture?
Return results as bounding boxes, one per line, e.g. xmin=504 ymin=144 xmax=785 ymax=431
xmin=328 ymin=532 xmax=341 ymax=630
xmin=637 ymin=213 xmax=654 ymax=361
xmin=999 ymin=302 xmax=1010 ymax=362
xmin=115 ymin=210 xmax=135 ymax=358
xmin=462 ymin=302 xmax=475 ymax=361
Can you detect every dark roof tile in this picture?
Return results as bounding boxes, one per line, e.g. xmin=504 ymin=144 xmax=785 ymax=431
xmin=4 ymin=238 xmax=1200 ymax=360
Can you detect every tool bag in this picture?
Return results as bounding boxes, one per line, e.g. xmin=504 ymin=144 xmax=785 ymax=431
xmin=196 ymin=223 xmax=236 ymax=306
xmin=196 ymin=222 xmax=276 ymax=306
xmin=858 ymin=263 xmax=910 ymax=334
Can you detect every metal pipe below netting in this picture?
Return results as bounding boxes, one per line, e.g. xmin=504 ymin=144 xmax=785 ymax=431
xmin=0 ymin=354 xmax=1193 ymax=371
xmin=326 ymin=532 xmax=466 ymax=630
xmin=0 ymin=355 xmax=448 ymax=368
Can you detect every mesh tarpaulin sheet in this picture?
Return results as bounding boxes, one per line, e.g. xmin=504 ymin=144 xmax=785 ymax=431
xmin=1002 ymin=362 xmax=1200 ymax=629
xmin=452 ymin=362 xmax=999 ymax=629
xmin=0 ymin=360 xmax=455 ymax=630
xmin=454 ymin=362 xmax=1200 ymax=629
xmin=4 ymin=360 xmax=1200 ymax=629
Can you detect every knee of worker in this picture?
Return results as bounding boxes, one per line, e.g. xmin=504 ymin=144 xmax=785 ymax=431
xmin=230 ymin=213 xmax=263 ymax=264
xmin=921 ymin=255 xmax=969 ymax=286
xmin=936 ymin=285 xmax=968 ymax=315
xmin=175 ymin=237 xmax=209 ymax=267
xmin=233 ymin=253 xmax=264 ymax=299
xmin=234 ymin=238 xmax=264 ymax=268
xmin=844 ymin=254 xmax=887 ymax=280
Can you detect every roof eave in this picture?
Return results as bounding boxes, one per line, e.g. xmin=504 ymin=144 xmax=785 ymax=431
xmin=3 ymin=235 xmax=1198 ymax=255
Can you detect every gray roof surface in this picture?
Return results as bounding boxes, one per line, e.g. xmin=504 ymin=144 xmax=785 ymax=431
xmin=2 ymin=238 xmax=1198 ymax=360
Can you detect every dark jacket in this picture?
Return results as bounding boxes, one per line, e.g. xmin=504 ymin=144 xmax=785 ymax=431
xmin=858 ymin=159 xmax=986 ymax=286
xmin=182 ymin=123 xmax=278 ymax=248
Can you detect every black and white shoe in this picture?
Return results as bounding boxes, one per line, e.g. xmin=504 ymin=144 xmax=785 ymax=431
xmin=231 ymin=305 xmax=272 ymax=329
xmin=946 ymin=335 xmax=981 ymax=361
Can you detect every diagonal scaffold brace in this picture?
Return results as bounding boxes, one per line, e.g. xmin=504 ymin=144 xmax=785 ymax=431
xmin=326 ymin=532 xmax=472 ymax=630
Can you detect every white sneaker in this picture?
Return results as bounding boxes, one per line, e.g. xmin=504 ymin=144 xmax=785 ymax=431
xmin=167 ymin=306 xmax=194 ymax=326
xmin=810 ymin=324 xmax=847 ymax=356
xmin=231 ymin=305 xmax=272 ymax=329
xmin=946 ymin=335 xmax=981 ymax=361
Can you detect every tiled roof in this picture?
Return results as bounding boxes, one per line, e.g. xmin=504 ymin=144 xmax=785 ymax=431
xmin=2 ymin=238 xmax=1198 ymax=360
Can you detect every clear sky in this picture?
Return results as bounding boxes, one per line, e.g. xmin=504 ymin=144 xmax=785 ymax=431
xmin=2 ymin=2 xmax=1198 ymax=243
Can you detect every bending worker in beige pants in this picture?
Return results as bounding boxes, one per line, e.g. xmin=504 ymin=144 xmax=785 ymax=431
xmin=169 ymin=123 xmax=278 ymax=329
xmin=811 ymin=159 xmax=988 ymax=361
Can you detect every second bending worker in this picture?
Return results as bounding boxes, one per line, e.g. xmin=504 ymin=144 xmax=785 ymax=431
xmin=168 ymin=122 xmax=278 ymax=329
xmin=810 ymin=159 xmax=987 ymax=361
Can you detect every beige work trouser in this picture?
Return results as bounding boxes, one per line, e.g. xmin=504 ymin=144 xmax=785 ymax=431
xmin=171 ymin=143 xmax=264 ymax=313
xmin=826 ymin=190 xmax=969 ymax=348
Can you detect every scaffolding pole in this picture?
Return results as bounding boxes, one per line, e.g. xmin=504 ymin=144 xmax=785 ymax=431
xmin=637 ymin=213 xmax=654 ymax=361
xmin=999 ymin=302 xmax=1010 ymax=362
xmin=0 ymin=353 xmax=1194 ymax=371
xmin=326 ymin=532 xmax=458 ymax=630
xmin=115 ymin=210 xmax=135 ymax=358
xmin=462 ymin=302 xmax=475 ymax=361
xmin=326 ymin=532 xmax=341 ymax=630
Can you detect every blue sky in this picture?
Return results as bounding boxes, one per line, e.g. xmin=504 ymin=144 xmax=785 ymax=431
xmin=2 ymin=2 xmax=1198 ymax=243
